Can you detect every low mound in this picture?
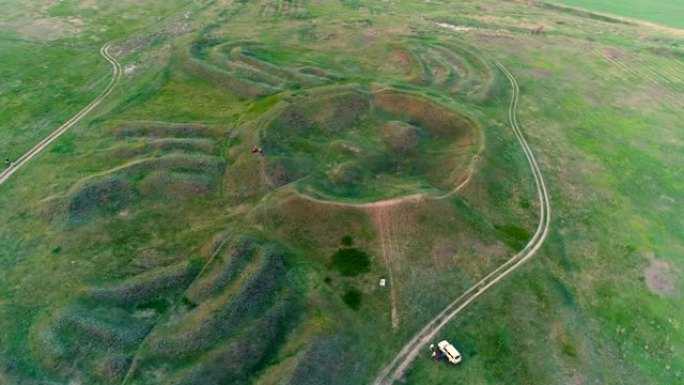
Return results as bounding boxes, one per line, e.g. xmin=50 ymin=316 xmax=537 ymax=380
xmin=113 ymin=122 xmax=211 ymax=139
xmin=67 ymin=121 xmax=226 ymax=224
xmin=88 ymin=261 xmax=197 ymax=306
xmin=406 ymin=40 xmax=496 ymax=102
xmin=28 ymin=236 xmax=303 ymax=385
xmin=379 ymin=121 xmax=423 ymax=156
xmin=181 ymin=39 xmax=332 ymax=98
xmin=114 ymin=138 xmax=217 ymax=159
xmin=126 ymin=239 xmax=302 ymax=385
xmin=68 ymin=176 xmax=138 ymax=224
xmin=260 ymin=88 xmax=481 ymax=201
xmin=185 ymin=237 xmax=259 ymax=303
xmin=139 ymin=172 xmax=215 ymax=200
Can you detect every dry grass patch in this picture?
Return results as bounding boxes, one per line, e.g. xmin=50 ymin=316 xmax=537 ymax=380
xmin=644 ymin=257 xmax=677 ymax=297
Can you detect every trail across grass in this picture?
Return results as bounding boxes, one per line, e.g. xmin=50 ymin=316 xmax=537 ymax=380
xmin=0 ymin=44 xmax=122 ymax=187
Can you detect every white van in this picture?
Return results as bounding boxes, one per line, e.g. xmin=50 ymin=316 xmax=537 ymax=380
xmin=438 ymin=340 xmax=462 ymax=364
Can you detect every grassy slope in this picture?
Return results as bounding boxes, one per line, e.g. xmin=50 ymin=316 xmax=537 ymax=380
xmin=0 ymin=41 xmax=106 ymax=160
xmin=552 ymin=0 xmax=684 ymax=28
xmin=0 ymin=0 xmax=682 ymax=384
xmin=404 ymin=1 xmax=684 ymax=384
xmin=0 ymin=0 xmax=193 ymax=160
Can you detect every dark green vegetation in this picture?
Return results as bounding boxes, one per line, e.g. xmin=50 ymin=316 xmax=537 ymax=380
xmin=343 ymin=288 xmax=363 ymax=310
xmin=341 ymin=235 xmax=354 ymax=246
xmin=1 ymin=1 xmax=682 ymax=385
xmin=495 ymin=224 xmax=532 ymax=251
xmin=331 ymin=248 xmax=372 ymax=277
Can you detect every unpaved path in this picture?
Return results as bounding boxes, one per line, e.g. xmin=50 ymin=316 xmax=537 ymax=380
xmin=0 ymin=0 xmax=204 ymax=189
xmin=0 ymin=44 xmax=122 ymax=187
xmin=369 ymin=204 xmax=401 ymax=330
xmin=372 ymin=57 xmax=552 ymax=385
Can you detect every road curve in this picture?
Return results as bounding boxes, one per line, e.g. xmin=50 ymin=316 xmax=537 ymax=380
xmin=0 ymin=43 xmax=122 ymax=187
xmin=373 ymin=57 xmax=552 ymax=385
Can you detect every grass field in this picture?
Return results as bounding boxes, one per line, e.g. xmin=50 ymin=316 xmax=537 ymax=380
xmin=0 ymin=0 xmax=682 ymax=384
xmin=0 ymin=0 xmax=194 ymax=160
xmin=552 ymin=0 xmax=684 ymax=28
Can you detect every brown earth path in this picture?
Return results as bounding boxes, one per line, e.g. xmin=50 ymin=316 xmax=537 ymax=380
xmin=369 ymin=205 xmax=400 ymax=330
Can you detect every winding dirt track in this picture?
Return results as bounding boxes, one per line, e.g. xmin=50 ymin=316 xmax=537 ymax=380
xmin=0 ymin=44 xmax=122 ymax=187
xmin=0 ymin=0 xmax=206 ymax=189
xmin=372 ymin=58 xmax=552 ymax=385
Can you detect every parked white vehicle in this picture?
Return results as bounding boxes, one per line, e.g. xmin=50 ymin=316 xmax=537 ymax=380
xmin=437 ymin=340 xmax=462 ymax=364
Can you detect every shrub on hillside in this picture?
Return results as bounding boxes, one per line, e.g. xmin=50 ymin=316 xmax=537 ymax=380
xmin=341 ymin=235 xmax=353 ymax=246
xmin=330 ymin=248 xmax=371 ymax=277
xmin=342 ymin=288 xmax=362 ymax=310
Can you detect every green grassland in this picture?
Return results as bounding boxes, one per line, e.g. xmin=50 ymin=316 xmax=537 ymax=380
xmin=0 ymin=0 xmax=194 ymax=160
xmin=0 ymin=0 xmax=682 ymax=384
xmin=552 ymin=0 xmax=684 ymax=28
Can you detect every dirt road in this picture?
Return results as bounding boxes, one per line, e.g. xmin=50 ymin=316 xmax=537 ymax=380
xmin=0 ymin=44 xmax=122 ymax=188
xmin=372 ymin=57 xmax=552 ymax=385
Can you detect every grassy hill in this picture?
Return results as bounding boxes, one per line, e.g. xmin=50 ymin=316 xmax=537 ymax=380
xmin=0 ymin=1 xmax=682 ymax=384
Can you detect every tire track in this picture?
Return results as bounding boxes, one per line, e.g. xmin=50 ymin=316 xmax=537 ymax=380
xmin=0 ymin=44 xmax=122 ymax=187
xmin=373 ymin=57 xmax=552 ymax=385
xmin=370 ymin=205 xmax=401 ymax=331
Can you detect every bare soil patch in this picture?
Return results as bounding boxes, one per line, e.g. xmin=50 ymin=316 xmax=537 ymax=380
xmin=528 ymin=68 xmax=554 ymax=78
xmin=431 ymin=241 xmax=456 ymax=268
xmin=16 ymin=17 xmax=79 ymax=41
xmin=368 ymin=204 xmax=401 ymax=330
xmin=644 ymin=257 xmax=677 ymax=296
